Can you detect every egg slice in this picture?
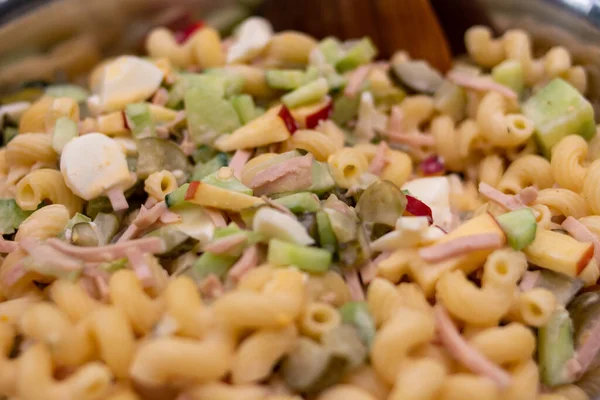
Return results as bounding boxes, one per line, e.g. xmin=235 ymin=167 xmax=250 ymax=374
xmin=60 ymin=133 xmax=134 ymax=200
xmin=97 ymin=56 xmax=164 ymax=112
xmin=227 ymin=17 xmax=273 ymax=64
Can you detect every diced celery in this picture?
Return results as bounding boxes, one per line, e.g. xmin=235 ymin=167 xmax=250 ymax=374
xmin=265 ymin=70 xmax=306 ymax=90
xmin=71 ymin=222 xmax=99 ymax=246
xmin=308 ymin=161 xmax=335 ymax=194
xmin=495 ymin=208 xmax=537 ymax=251
xmin=339 ymin=301 xmax=376 ymax=347
xmin=230 ymin=94 xmax=257 ymax=124
xmin=267 ymin=239 xmax=332 ymax=273
xmin=282 ymin=78 xmax=329 ymax=109
xmin=523 ymin=78 xmax=595 ymax=157
xmin=52 ymin=117 xmax=78 ymax=154
xmin=214 ymin=222 xmax=243 ymax=239
xmin=191 ymin=252 xmax=238 ymax=280
xmin=85 ymin=197 xmax=113 ymax=219
xmin=305 ymin=65 xmax=347 ymax=91
xmin=538 ymin=309 xmax=577 ymax=386
xmin=492 ymin=60 xmax=524 ymax=96
xmin=203 ymin=68 xmax=245 ymax=96
xmin=65 ymin=213 xmax=92 ymax=231
xmin=318 ymin=37 xmax=344 ymax=65
xmin=184 ymin=80 xmax=241 ymax=145
xmin=273 ymin=192 xmax=320 ymax=213
xmin=336 ymin=38 xmax=378 ymax=73
xmin=201 ymin=167 xmax=253 ymax=195
xmin=316 ymin=210 xmax=337 ymax=253
xmin=165 ymin=183 xmax=189 ymax=209
xmin=191 ymin=153 xmax=230 ymax=181
xmin=125 ymin=102 xmax=155 ymax=137
xmin=45 ymin=84 xmax=90 ymax=102
xmin=3 ymin=126 xmax=18 ymax=144
xmin=0 ymin=199 xmax=32 ymax=234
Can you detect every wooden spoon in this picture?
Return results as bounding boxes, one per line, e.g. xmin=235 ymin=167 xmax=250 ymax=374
xmin=257 ymin=0 xmax=453 ymax=72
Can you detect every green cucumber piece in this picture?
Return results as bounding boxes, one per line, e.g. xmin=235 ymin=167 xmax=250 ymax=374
xmin=191 ymin=252 xmax=238 ymax=280
xmin=3 ymin=126 xmax=18 ymax=145
xmin=71 ymin=222 xmax=99 ymax=247
xmin=495 ymin=208 xmax=537 ymax=251
xmin=52 ymin=117 xmax=78 ymax=154
xmin=136 ymin=137 xmax=191 ymax=180
xmin=125 ymin=102 xmax=155 ymax=138
xmin=184 ymin=79 xmax=241 ymax=145
xmin=230 ymin=94 xmax=257 ymax=124
xmin=538 ymin=309 xmax=577 ymax=386
xmin=165 ymin=183 xmax=190 ymax=209
xmin=282 ymin=78 xmax=329 ymax=109
xmin=339 ymin=301 xmax=376 ymax=348
xmin=45 ymin=84 xmax=90 ymax=102
xmin=331 ymin=94 xmax=361 ymax=126
xmin=0 ymin=199 xmax=32 ymax=235
xmin=492 ymin=60 xmax=524 ymax=96
xmin=317 ymin=37 xmax=344 ymax=65
xmin=273 ymin=192 xmax=321 ymax=213
xmin=305 ymin=65 xmax=347 ymax=91
xmin=523 ymin=78 xmax=595 ymax=157
xmin=93 ymin=212 xmax=119 ymax=245
xmin=265 ymin=70 xmax=306 ymax=91
xmin=201 ymin=167 xmax=253 ymax=195
xmin=308 ymin=161 xmax=335 ymax=195
xmin=267 ymin=239 xmax=332 ymax=273
xmin=336 ymin=38 xmax=378 ymax=73
xmin=65 ymin=213 xmax=92 ymax=231
xmin=316 ymin=210 xmax=337 ymax=253
xmin=191 ymin=153 xmax=230 ymax=181
xmin=203 ymin=68 xmax=245 ymax=97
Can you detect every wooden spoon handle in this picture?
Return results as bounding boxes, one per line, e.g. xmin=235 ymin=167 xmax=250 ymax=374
xmin=258 ymin=0 xmax=452 ymax=72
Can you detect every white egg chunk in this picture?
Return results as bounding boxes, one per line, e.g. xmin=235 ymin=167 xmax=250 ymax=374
xmin=97 ymin=56 xmax=164 ymax=112
xmin=253 ymin=207 xmax=314 ymax=246
xmin=227 ymin=17 xmax=273 ymax=64
xmin=402 ymin=177 xmax=453 ymax=229
xmin=60 ymin=133 xmax=134 ymax=200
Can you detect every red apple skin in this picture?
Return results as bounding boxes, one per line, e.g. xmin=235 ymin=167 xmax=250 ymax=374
xmin=577 ymin=244 xmax=595 ymax=275
xmin=305 ymin=100 xmax=333 ymax=129
xmin=278 ymin=105 xmax=298 ymax=134
xmin=405 ymin=195 xmax=433 ymax=225
xmin=185 ymin=181 xmax=201 ymax=200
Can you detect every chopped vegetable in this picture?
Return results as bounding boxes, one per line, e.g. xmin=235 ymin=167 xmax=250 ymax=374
xmin=46 ymin=84 xmax=90 ymax=103
xmin=492 ymin=60 xmax=525 ymax=96
xmin=538 ymin=309 xmax=577 ymax=386
xmin=144 ymin=225 xmax=197 ymax=258
xmin=93 ymin=212 xmax=120 ymax=245
xmin=356 ymin=181 xmax=407 ymax=236
xmin=331 ymin=94 xmax=361 ymax=126
xmin=282 ymin=78 xmax=329 ymax=109
xmin=316 ymin=210 xmax=337 ymax=253
xmin=136 ymin=137 xmax=191 ymax=180
xmin=71 ymin=222 xmax=99 ymax=247
xmin=267 ymin=239 xmax=332 ymax=273
xmin=266 ymin=70 xmax=307 ymax=90
xmin=317 ymin=37 xmax=344 ymax=65
xmin=392 ymin=60 xmax=444 ymax=94
xmin=434 ymin=80 xmax=466 ymax=122
xmin=523 ymin=78 xmax=595 ymax=157
xmin=2 ymin=126 xmax=18 ymax=145
xmin=0 ymin=199 xmax=32 ymax=235
xmin=308 ymin=161 xmax=335 ymax=195
xmin=496 ymin=208 xmax=537 ymax=251
xmin=191 ymin=153 xmax=230 ymax=181
xmin=201 ymin=167 xmax=253 ymax=195
xmin=190 ymin=251 xmax=238 ymax=280
xmin=52 ymin=117 xmax=78 ymax=154
xmin=230 ymin=94 xmax=257 ymax=124
xmin=165 ymin=183 xmax=190 ymax=209
xmin=203 ymin=69 xmax=245 ymax=96
xmin=322 ymin=324 xmax=368 ymax=368
xmin=339 ymin=301 xmax=376 ymax=347
xmin=273 ymin=192 xmax=321 ymax=213
xmin=253 ymin=207 xmax=314 ymax=245
xmin=336 ymin=38 xmax=377 ymax=73
xmin=125 ymin=102 xmax=155 ymax=137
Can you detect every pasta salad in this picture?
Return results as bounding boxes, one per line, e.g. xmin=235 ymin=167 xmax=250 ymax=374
xmin=0 ymin=16 xmax=598 ymax=400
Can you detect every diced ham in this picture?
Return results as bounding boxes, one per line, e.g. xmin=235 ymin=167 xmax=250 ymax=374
xmin=79 ymin=275 xmax=101 ymax=300
xmin=519 ymin=270 xmax=540 ymax=292
xmin=344 ymin=269 xmax=365 ymax=301
xmin=2 ymin=261 xmax=27 ymax=287
xmin=106 ymin=187 xmax=129 ymax=211
xmin=46 ymin=237 xmax=165 ymax=262
xmin=199 ymin=273 xmax=224 ymax=299
xmin=387 ymin=106 xmax=404 ymax=134
xmin=419 ymin=233 xmax=504 ymax=263
xmin=144 ymin=197 xmax=159 ymax=209
xmin=118 ymin=201 xmax=168 ymax=243
xmin=387 ymin=131 xmax=435 ymax=148
xmin=82 ymin=265 xmax=110 ymax=301
xmin=158 ymin=209 xmax=181 ymax=225
xmin=228 ymin=245 xmax=259 ymax=282
xmin=125 ymin=247 xmax=154 ymax=288
xmin=359 ymin=261 xmax=377 ymax=284
xmin=447 ymin=70 xmax=518 ymax=100
xmin=478 ymin=182 xmax=537 ymax=211
xmin=250 ymin=154 xmax=313 ymax=196
xmin=151 ymin=88 xmax=169 ymax=106
xmin=344 ymin=65 xmax=371 ymax=98
xmin=180 ymin=130 xmax=196 ymax=156
xmin=562 ymin=216 xmax=600 ymax=264
xmin=229 ymin=150 xmax=253 ymax=180
xmin=368 ymin=141 xmax=389 ymax=176
xmin=20 ymin=237 xmax=82 ymax=272
xmin=202 ymin=233 xmax=247 ymax=255
xmin=435 ymin=304 xmax=512 ymax=388
xmin=0 ymin=237 xmax=18 ymax=254
xmin=205 ymin=207 xmax=227 ymax=228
